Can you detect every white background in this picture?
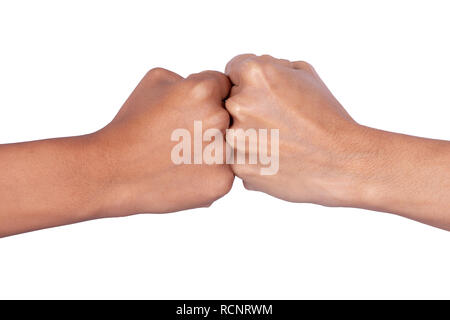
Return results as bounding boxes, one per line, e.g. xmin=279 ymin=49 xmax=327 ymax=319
xmin=1 ymin=0 xmax=450 ymax=299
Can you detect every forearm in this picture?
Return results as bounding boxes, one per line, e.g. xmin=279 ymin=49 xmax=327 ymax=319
xmin=0 ymin=134 xmax=113 ymax=237
xmin=341 ymin=125 xmax=450 ymax=230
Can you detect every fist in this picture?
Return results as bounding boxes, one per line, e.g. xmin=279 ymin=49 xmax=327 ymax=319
xmin=95 ymin=68 xmax=234 ymax=216
xmin=225 ymin=54 xmax=360 ymax=206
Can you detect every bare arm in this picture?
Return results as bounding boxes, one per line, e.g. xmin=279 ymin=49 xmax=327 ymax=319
xmin=343 ymin=126 xmax=450 ymax=229
xmin=0 ymin=136 xmax=112 ymax=236
xmin=225 ymin=54 xmax=450 ymax=231
xmin=0 ymin=68 xmax=234 ymax=237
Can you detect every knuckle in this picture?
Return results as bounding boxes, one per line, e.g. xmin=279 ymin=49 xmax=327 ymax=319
xmin=243 ymin=181 xmax=256 ymax=191
xmin=231 ymin=163 xmax=250 ymax=179
xmin=259 ymin=54 xmax=274 ymax=61
xmin=241 ymin=58 xmax=266 ymax=74
xmin=225 ymin=97 xmax=246 ymax=119
xmin=230 ymin=164 xmax=242 ymax=176
xmin=239 ymin=57 xmax=277 ymax=83
xmin=189 ymin=78 xmax=217 ymax=100
xmin=145 ymin=67 xmax=170 ymax=80
xmin=207 ymin=168 xmax=234 ymax=199
xmin=279 ymin=58 xmax=291 ymax=65
xmin=295 ymin=61 xmax=314 ymax=71
xmin=230 ymin=85 xmax=242 ymax=96
xmin=201 ymin=201 xmax=213 ymax=208
xmin=207 ymin=109 xmax=230 ymax=129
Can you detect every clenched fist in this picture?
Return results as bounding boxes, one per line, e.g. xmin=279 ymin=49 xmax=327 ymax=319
xmin=224 ymin=54 xmax=450 ymax=230
xmin=97 ymin=68 xmax=234 ymax=215
xmin=225 ymin=54 xmax=360 ymax=206
xmin=4 ymin=56 xmax=450 ymax=237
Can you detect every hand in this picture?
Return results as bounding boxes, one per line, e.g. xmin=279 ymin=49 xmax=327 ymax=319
xmin=225 ymin=54 xmax=450 ymax=231
xmin=225 ymin=54 xmax=363 ymax=206
xmin=93 ymin=68 xmax=234 ymax=216
xmin=0 ymin=67 xmax=234 ymax=236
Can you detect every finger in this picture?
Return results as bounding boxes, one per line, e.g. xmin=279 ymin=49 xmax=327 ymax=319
xmin=230 ymin=163 xmax=259 ymax=180
xmin=225 ymin=54 xmax=257 ymax=86
xmin=259 ymin=54 xmax=292 ymax=68
xmin=205 ymin=108 xmax=231 ymax=131
xmin=292 ymin=61 xmax=316 ymax=74
xmin=230 ymin=84 xmax=242 ymax=97
xmin=186 ymin=70 xmax=231 ymax=100
xmin=243 ymin=180 xmax=258 ymax=191
xmin=292 ymin=60 xmax=326 ymax=85
xmin=277 ymin=59 xmax=293 ymax=68
xmin=224 ymin=96 xmax=246 ymax=122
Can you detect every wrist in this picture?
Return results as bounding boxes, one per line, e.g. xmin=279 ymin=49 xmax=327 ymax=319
xmin=76 ymin=132 xmax=133 ymax=219
xmin=326 ymin=125 xmax=435 ymax=214
xmin=319 ymin=124 xmax=389 ymax=208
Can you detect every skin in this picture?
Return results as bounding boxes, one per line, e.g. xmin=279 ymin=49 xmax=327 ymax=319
xmin=2 ymin=55 xmax=450 ymax=236
xmin=225 ymin=54 xmax=450 ymax=231
xmin=0 ymin=68 xmax=234 ymax=237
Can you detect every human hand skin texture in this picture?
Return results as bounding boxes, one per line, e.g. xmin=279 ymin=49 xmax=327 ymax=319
xmin=0 ymin=68 xmax=234 ymax=237
xmin=226 ymin=54 xmax=450 ymax=230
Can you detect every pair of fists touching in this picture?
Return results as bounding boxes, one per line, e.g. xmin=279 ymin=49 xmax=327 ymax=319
xmin=97 ymin=54 xmax=361 ymax=216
